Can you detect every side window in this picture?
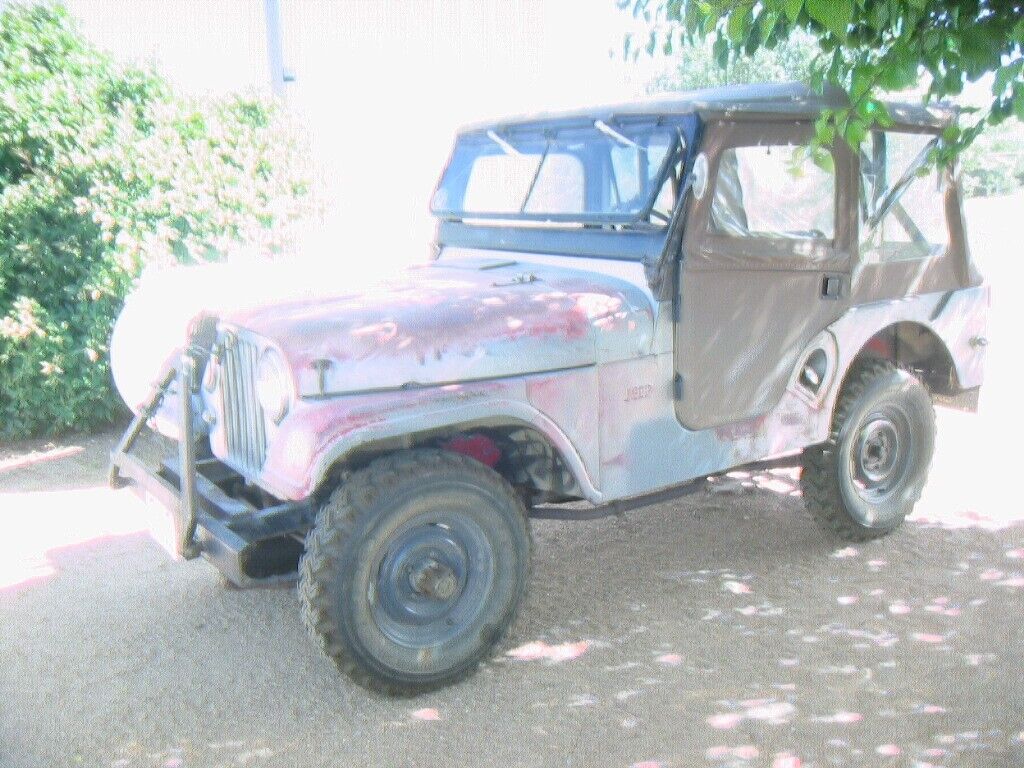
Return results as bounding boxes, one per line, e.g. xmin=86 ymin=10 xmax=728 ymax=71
xmin=860 ymin=131 xmax=949 ymax=262
xmin=710 ymin=144 xmax=835 ymax=240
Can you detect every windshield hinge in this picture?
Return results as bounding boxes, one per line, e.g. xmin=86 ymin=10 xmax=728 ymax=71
xmin=673 ymin=373 xmax=684 ymax=401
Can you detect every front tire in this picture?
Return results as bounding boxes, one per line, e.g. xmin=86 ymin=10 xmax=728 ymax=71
xmin=298 ymin=449 xmax=531 ymax=694
xmin=801 ymin=360 xmax=935 ymax=541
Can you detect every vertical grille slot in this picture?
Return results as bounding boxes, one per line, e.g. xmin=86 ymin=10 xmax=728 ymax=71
xmin=220 ymin=334 xmax=267 ymax=477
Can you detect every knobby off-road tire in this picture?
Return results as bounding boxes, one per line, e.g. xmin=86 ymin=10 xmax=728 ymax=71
xmin=801 ymin=360 xmax=935 ymax=541
xmin=298 ymin=449 xmax=531 ymax=694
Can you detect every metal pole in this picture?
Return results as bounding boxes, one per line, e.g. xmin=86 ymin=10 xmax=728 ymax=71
xmin=263 ymin=0 xmax=286 ymax=98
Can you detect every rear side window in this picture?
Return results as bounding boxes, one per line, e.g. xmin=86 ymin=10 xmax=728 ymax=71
xmin=859 ymin=131 xmax=949 ymax=262
xmin=710 ymin=144 xmax=835 ymax=240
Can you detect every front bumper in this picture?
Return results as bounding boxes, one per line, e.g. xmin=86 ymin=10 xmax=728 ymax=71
xmin=109 ymin=321 xmax=314 ymax=587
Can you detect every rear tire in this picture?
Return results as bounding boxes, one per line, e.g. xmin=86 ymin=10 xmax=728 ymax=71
xmin=801 ymin=360 xmax=935 ymax=541
xmin=298 ymin=448 xmax=531 ymax=694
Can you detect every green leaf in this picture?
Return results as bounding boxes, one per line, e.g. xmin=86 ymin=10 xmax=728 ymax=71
xmin=726 ymin=8 xmax=751 ymax=44
xmin=782 ymin=0 xmax=803 ymax=23
xmin=806 ymin=0 xmax=852 ymax=38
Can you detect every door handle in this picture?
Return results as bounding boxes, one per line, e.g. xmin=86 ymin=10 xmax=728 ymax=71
xmin=821 ymin=273 xmax=844 ymax=299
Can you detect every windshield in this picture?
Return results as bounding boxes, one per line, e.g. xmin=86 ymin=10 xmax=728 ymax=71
xmin=431 ymin=118 xmax=687 ymax=226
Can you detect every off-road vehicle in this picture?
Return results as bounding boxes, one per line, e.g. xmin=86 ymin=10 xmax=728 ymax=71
xmin=110 ymin=83 xmax=989 ymax=693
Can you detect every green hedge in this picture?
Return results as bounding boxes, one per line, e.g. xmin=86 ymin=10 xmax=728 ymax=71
xmin=0 ymin=3 xmax=317 ymax=441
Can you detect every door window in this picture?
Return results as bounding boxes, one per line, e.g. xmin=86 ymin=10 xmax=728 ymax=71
xmin=710 ymin=144 xmax=835 ymax=241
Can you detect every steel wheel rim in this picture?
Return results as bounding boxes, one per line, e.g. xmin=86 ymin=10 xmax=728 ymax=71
xmin=369 ymin=513 xmax=495 ymax=649
xmin=848 ymin=406 xmax=914 ymax=512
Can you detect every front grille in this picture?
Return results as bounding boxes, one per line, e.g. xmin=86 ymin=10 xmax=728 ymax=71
xmin=219 ymin=333 xmax=267 ymax=477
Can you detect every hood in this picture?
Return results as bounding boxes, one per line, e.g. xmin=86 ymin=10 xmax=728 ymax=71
xmin=225 ymin=256 xmax=654 ymax=397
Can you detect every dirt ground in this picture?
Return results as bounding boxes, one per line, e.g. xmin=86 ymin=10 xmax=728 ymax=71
xmin=1 ymin=194 xmax=1022 ymax=768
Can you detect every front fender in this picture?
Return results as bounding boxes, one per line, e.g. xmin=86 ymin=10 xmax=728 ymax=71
xmin=256 ymin=370 xmax=603 ymax=504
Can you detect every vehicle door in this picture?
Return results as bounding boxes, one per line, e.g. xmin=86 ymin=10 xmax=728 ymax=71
xmin=674 ymin=118 xmax=856 ymax=430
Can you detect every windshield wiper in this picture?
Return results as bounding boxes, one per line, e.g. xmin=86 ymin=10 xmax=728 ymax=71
xmin=486 ymin=129 xmax=520 ymax=156
xmin=594 ymin=120 xmax=643 ymax=151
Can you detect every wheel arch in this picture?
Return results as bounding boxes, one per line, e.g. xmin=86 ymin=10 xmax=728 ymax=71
xmin=843 ymin=320 xmax=960 ymax=396
xmin=306 ymin=407 xmax=602 ymax=506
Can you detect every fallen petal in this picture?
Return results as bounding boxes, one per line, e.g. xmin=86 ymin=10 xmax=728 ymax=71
xmin=832 ymin=547 xmax=859 ymax=559
xmin=723 ymin=580 xmax=752 ymax=595
xmin=507 ymin=641 xmax=550 ymax=661
xmin=656 ymin=653 xmax=683 ymax=666
xmin=837 ymin=595 xmax=859 ymax=605
xmin=912 ymin=633 xmax=945 ymax=644
xmin=772 ymin=753 xmax=802 ymax=768
xmin=997 ymin=577 xmax=1024 ymax=588
xmin=733 ymin=746 xmax=759 ymax=760
xmin=707 ymin=713 xmax=743 ymax=730
xmin=875 ymin=744 xmax=901 ymax=757
xmin=548 ymin=640 xmax=590 ymax=661
xmin=411 ymin=708 xmax=440 ymax=721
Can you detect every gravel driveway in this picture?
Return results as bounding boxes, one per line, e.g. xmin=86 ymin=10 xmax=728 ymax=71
xmin=2 ymin=405 xmax=1022 ymax=768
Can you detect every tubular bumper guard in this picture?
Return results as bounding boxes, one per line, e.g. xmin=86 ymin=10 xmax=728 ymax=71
xmin=108 ymin=318 xmax=314 ymax=587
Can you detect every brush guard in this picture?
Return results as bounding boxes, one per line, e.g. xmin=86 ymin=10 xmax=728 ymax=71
xmin=108 ymin=316 xmax=314 ymax=586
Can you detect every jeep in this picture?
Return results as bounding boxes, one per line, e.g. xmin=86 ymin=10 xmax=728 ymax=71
xmin=110 ymin=83 xmax=989 ymax=693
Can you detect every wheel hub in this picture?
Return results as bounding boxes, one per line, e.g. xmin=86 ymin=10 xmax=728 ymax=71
xmin=857 ymin=418 xmax=900 ymax=483
xmin=370 ymin=516 xmax=494 ymax=649
xmin=408 ymin=558 xmax=459 ymax=601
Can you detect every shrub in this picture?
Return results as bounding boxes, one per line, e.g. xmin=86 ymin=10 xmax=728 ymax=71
xmin=0 ymin=3 xmax=317 ymax=441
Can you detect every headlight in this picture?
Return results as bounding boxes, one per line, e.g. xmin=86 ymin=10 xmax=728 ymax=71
xmin=255 ymin=348 xmax=291 ymax=424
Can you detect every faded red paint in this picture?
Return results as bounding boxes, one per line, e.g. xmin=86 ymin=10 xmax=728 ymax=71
xmin=223 ymin=260 xmax=651 ymax=399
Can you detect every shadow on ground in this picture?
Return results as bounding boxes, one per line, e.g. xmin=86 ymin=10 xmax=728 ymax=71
xmin=2 ymin=411 xmax=1022 ymax=768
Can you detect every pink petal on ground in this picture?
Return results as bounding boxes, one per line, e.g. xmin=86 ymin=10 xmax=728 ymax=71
xmin=778 ymin=658 xmax=800 ymax=667
xmin=656 ymin=653 xmax=683 ymax=666
xmin=815 ymin=711 xmax=863 ymax=724
xmin=943 ymin=608 xmax=961 ymax=617
xmin=705 ymin=746 xmax=732 ymax=760
xmin=163 ymin=760 xmax=183 ymax=768
xmin=918 ymin=705 xmax=946 ymax=714
xmin=837 ymin=595 xmax=859 ymax=605
xmin=506 ymin=641 xmax=550 ymax=661
xmin=870 ymin=588 xmax=885 ymax=596
xmin=630 ymin=762 xmax=663 ymax=768
xmin=1006 ymin=548 xmax=1024 ymax=559
xmin=732 ymin=746 xmax=760 ymax=760
xmin=875 ymin=744 xmax=901 ymax=757
xmin=923 ymin=748 xmax=948 ymax=757
xmin=744 ymin=702 xmax=796 ymax=722
xmin=832 ymin=547 xmax=859 ymax=558
xmin=723 ymin=580 xmax=752 ymax=594
xmin=548 ymin=640 xmax=590 ymax=662
xmin=979 ymin=568 xmax=1004 ymax=581
xmin=997 ymin=576 xmax=1024 ymax=587
xmin=736 ymin=605 xmax=758 ymax=616
xmin=707 ymin=713 xmax=743 ymax=730
xmin=772 ymin=753 xmax=802 ymax=768
xmin=410 ymin=708 xmax=441 ymax=721
xmin=506 ymin=640 xmax=589 ymax=662
xmin=913 ymin=633 xmax=945 ymax=644
xmin=867 ymin=559 xmax=887 ymax=568
xmin=888 ymin=603 xmax=912 ymax=615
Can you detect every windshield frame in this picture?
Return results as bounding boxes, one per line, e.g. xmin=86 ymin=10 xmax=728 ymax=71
xmin=431 ymin=114 xmax=696 ymax=227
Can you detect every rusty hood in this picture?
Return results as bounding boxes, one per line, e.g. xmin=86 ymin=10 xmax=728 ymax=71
xmin=224 ymin=257 xmax=654 ymax=397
